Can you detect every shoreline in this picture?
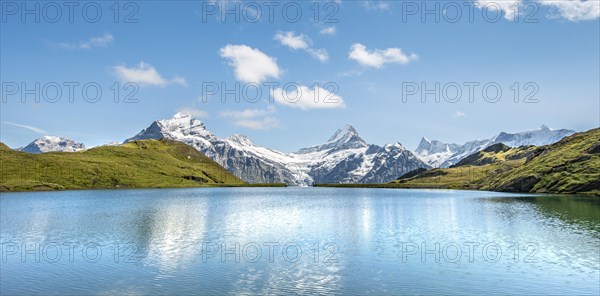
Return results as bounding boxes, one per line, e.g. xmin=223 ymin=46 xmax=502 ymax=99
xmin=313 ymin=183 xmax=600 ymax=196
xmin=0 ymin=182 xmax=287 ymax=193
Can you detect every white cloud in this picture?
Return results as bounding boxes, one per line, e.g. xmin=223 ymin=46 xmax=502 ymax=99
xmin=274 ymin=31 xmax=329 ymax=62
xmin=474 ymin=0 xmax=599 ymax=21
xmin=274 ymin=31 xmax=310 ymax=49
xmin=271 ymin=84 xmax=346 ymax=110
xmin=55 ymin=33 xmax=114 ymax=49
xmin=176 ymin=108 xmax=209 ymax=118
xmin=306 ymin=48 xmax=329 ymax=62
xmin=475 ymin=0 xmax=522 ymax=21
xmin=536 ymin=0 xmax=600 ymax=21
xmin=452 ymin=111 xmax=466 ymax=118
xmin=113 ymin=62 xmax=187 ymax=87
xmin=2 ymin=121 xmax=46 ymax=134
xmin=220 ymin=105 xmax=280 ymax=130
xmin=362 ymin=1 xmax=390 ymax=11
xmin=219 ymin=44 xmax=281 ymax=83
xmin=348 ymin=43 xmax=418 ymax=68
xmin=319 ymin=26 xmax=337 ymax=35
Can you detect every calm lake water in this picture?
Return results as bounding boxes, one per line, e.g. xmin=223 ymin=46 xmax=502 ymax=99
xmin=1 ymin=188 xmax=599 ymax=295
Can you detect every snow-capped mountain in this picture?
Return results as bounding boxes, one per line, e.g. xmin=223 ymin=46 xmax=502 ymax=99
xmin=126 ymin=113 xmax=429 ymax=185
xmin=126 ymin=112 xmax=302 ymax=184
xmin=415 ymin=138 xmax=459 ymax=168
xmin=416 ymin=125 xmax=576 ymax=167
xmin=293 ymin=126 xmax=427 ymax=184
xmin=19 ymin=136 xmax=86 ymax=154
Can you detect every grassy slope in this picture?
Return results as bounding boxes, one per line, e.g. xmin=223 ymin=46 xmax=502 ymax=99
xmin=317 ymin=128 xmax=600 ymax=195
xmin=0 ymin=139 xmax=258 ymax=192
xmin=483 ymin=128 xmax=600 ymax=194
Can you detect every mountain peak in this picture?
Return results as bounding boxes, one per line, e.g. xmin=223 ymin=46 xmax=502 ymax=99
xmin=416 ymin=137 xmax=432 ymax=152
xmin=125 ymin=113 xmax=215 ymax=144
xmin=384 ymin=142 xmax=405 ymax=150
xmin=327 ymin=124 xmax=358 ymax=142
xmin=540 ymin=124 xmax=550 ymax=131
xmin=416 ymin=136 xmax=450 ymax=154
xmin=297 ymin=124 xmax=367 ymax=154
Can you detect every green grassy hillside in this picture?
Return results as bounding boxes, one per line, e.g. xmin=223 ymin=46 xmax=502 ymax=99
xmin=317 ymin=128 xmax=600 ymax=195
xmin=0 ymin=139 xmax=251 ymax=192
xmin=483 ymin=128 xmax=600 ymax=194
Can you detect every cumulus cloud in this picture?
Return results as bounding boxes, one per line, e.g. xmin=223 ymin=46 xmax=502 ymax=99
xmin=274 ymin=31 xmax=329 ymax=62
xmin=349 ymin=43 xmax=418 ymax=68
xmin=536 ymin=0 xmax=600 ymax=21
xmin=55 ymin=33 xmax=114 ymax=49
xmin=220 ymin=105 xmax=280 ymax=130
xmin=274 ymin=31 xmax=310 ymax=49
xmin=219 ymin=44 xmax=281 ymax=84
xmin=113 ymin=62 xmax=187 ymax=87
xmin=271 ymin=84 xmax=346 ymax=110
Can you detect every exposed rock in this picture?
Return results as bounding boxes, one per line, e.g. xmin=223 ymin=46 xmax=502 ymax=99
xmin=396 ymin=168 xmax=428 ymax=180
xmin=495 ymin=175 xmax=540 ymax=193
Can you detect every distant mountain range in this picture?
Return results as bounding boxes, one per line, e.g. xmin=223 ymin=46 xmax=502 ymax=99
xmin=125 ymin=113 xmax=427 ymax=185
xmin=13 ymin=114 xmax=577 ymax=185
xmin=415 ymin=125 xmax=576 ymax=168
xmin=19 ymin=136 xmax=86 ymax=154
xmin=389 ymin=128 xmax=600 ymax=195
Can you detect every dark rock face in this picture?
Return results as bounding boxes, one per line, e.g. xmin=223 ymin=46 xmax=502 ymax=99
xmin=452 ymin=154 xmax=493 ymax=167
xmin=483 ymin=143 xmax=511 ymax=153
xmin=496 ymin=175 xmax=540 ymax=193
xmin=526 ymin=147 xmax=549 ymax=162
xmin=586 ymin=142 xmax=600 ymax=154
xmin=396 ymin=168 xmax=428 ymax=180
xmin=566 ymin=179 xmax=600 ymax=192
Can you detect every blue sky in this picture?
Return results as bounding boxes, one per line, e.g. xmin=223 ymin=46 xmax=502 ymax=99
xmin=1 ymin=0 xmax=599 ymax=152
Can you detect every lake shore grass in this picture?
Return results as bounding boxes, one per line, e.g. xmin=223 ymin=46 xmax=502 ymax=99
xmin=313 ymin=183 xmax=600 ymax=196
